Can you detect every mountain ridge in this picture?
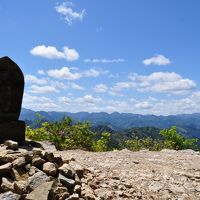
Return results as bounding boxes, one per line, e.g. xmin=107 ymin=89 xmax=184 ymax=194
xmin=20 ymin=108 xmax=200 ymax=138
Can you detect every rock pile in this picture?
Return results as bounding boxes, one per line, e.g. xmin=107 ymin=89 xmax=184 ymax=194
xmin=0 ymin=140 xmax=89 ymax=200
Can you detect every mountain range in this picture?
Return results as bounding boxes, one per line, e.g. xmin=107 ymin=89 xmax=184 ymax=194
xmin=20 ymin=108 xmax=200 ymax=139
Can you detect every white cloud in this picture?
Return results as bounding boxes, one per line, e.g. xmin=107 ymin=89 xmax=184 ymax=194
xmin=83 ymin=68 xmax=101 ymax=77
xmin=68 ymin=82 xmax=84 ymax=90
xmin=37 ymin=70 xmax=45 ymax=75
xmin=128 ymin=72 xmax=196 ymax=94
xmin=84 ymin=58 xmax=125 ymax=63
xmin=111 ymin=82 xmax=136 ymax=92
xmin=25 ymin=75 xmax=48 ymax=85
xmin=143 ymin=55 xmax=171 ymax=66
xmin=55 ymin=1 xmax=86 ymax=25
xmin=29 ymin=85 xmax=59 ymax=94
xmin=30 ymin=45 xmax=79 ymax=61
xmin=58 ymin=96 xmax=71 ymax=105
xmin=47 ymin=67 xmax=81 ymax=80
xmin=83 ymin=68 xmax=109 ymax=77
xmin=23 ymin=93 xmax=58 ymax=110
xmin=63 ymin=47 xmax=79 ymax=61
xmin=76 ymin=94 xmax=102 ymax=106
xmin=93 ymin=83 xmax=108 ymax=93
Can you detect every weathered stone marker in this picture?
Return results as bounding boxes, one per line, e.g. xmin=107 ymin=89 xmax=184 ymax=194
xmin=0 ymin=56 xmax=25 ymax=143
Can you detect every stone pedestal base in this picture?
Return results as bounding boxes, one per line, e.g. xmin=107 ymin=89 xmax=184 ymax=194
xmin=0 ymin=120 xmax=25 ymax=144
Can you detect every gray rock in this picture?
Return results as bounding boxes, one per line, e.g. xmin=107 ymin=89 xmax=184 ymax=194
xmin=74 ymin=184 xmax=81 ymax=193
xmin=58 ymin=173 xmax=75 ymax=188
xmin=4 ymin=140 xmax=18 ymax=150
xmin=53 ymin=154 xmax=63 ymax=166
xmin=69 ymin=161 xmax=84 ymax=179
xmin=27 ymin=171 xmax=50 ymax=191
xmin=11 ymin=167 xmax=29 ymax=181
xmin=44 ymin=151 xmax=54 ymax=162
xmin=14 ymin=180 xmax=27 ymax=194
xmin=1 ymin=177 xmax=14 ymax=192
xmin=0 ymin=191 xmax=21 ymax=200
xmin=32 ymin=156 xmax=45 ymax=167
xmin=66 ymin=193 xmax=79 ymax=200
xmin=53 ymin=186 xmax=69 ymax=199
xmin=25 ymin=181 xmax=53 ymax=200
xmin=42 ymin=162 xmax=57 ymax=176
xmin=59 ymin=163 xmax=75 ymax=178
xmin=39 ymin=141 xmax=57 ymax=152
xmin=12 ymin=156 xmax=26 ymax=168
xmin=0 ymin=162 xmax=12 ymax=174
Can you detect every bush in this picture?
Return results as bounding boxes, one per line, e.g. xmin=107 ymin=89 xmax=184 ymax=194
xmin=26 ymin=117 xmax=95 ymax=150
xmin=160 ymin=126 xmax=198 ymax=150
xmin=93 ymin=132 xmax=111 ymax=152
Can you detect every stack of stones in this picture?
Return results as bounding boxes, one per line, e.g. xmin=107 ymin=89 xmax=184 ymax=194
xmin=0 ymin=140 xmax=89 ymax=200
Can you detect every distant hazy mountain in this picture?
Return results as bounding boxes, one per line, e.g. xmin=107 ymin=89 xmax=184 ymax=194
xmin=20 ymin=108 xmax=200 ymax=138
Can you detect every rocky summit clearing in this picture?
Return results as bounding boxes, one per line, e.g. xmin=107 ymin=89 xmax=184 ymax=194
xmin=0 ymin=140 xmax=200 ymax=200
xmin=58 ymin=148 xmax=200 ymax=200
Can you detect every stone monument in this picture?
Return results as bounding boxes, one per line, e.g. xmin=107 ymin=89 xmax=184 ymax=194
xmin=0 ymin=56 xmax=25 ymax=143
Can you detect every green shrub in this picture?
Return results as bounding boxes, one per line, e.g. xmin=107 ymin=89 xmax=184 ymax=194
xmin=160 ymin=126 xmax=198 ymax=150
xmin=93 ymin=132 xmax=111 ymax=152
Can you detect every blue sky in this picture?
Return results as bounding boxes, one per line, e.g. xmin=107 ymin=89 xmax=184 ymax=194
xmin=1 ymin=0 xmax=200 ymax=115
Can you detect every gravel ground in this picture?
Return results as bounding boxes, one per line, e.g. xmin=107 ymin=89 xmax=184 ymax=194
xmin=57 ymin=149 xmax=200 ymax=200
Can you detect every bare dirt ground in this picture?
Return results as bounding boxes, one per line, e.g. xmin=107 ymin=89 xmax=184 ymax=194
xmin=57 ymin=149 xmax=200 ymax=200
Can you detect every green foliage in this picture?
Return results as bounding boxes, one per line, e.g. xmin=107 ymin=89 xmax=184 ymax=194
xmin=93 ymin=132 xmax=111 ymax=152
xmin=26 ymin=116 xmax=95 ymax=150
xmin=26 ymin=115 xmax=199 ymax=152
xmin=160 ymin=126 xmax=198 ymax=150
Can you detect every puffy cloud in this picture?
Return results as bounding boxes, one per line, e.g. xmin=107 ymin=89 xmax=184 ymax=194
xmin=93 ymin=83 xmax=108 ymax=93
xmin=28 ymin=85 xmax=59 ymax=94
xmin=25 ymin=75 xmax=48 ymax=85
xmin=23 ymin=93 xmax=58 ymax=110
xmin=128 ymin=72 xmax=196 ymax=94
xmin=111 ymin=82 xmax=136 ymax=92
xmin=58 ymin=96 xmax=71 ymax=105
xmin=84 ymin=58 xmax=125 ymax=63
xmin=76 ymin=94 xmax=102 ymax=106
xmin=30 ymin=45 xmax=79 ymax=61
xmin=82 ymin=68 xmax=101 ymax=78
xmin=68 ymin=82 xmax=84 ymax=90
xmin=55 ymin=1 xmax=86 ymax=25
xmin=37 ymin=70 xmax=45 ymax=75
xmin=63 ymin=47 xmax=79 ymax=61
xmin=47 ymin=67 xmax=81 ymax=80
xmin=143 ymin=55 xmax=171 ymax=66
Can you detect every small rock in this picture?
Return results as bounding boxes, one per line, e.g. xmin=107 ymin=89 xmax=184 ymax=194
xmin=11 ymin=168 xmax=29 ymax=181
xmin=25 ymin=181 xmax=53 ymax=200
xmin=32 ymin=148 xmax=43 ymax=157
xmin=4 ymin=140 xmax=18 ymax=150
xmin=1 ymin=177 xmax=14 ymax=192
xmin=53 ymin=186 xmax=69 ymax=199
xmin=58 ymin=173 xmax=75 ymax=188
xmin=44 ymin=151 xmax=54 ymax=162
xmin=69 ymin=161 xmax=84 ymax=179
xmin=27 ymin=171 xmax=50 ymax=191
xmin=12 ymin=157 xmax=26 ymax=168
xmin=14 ymin=181 xmax=27 ymax=194
xmin=32 ymin=156 xmax=45 ymax=167
xmin=0 ymin=162 xmax=12 ymax=174
xmin=53 ymin=154 xmax=63 ymax=166
xmin=74 ymin=184 xmax=81 ymax=193
xmin=0 ymin=191 xmax=21 ymax=200
xmin=42 ymin=162 xmax=57 ymax=176
xmin=66 ymin=193 xmax=79 ymax=200
xmin=39 ymin=141 xmax=57 ymax=152
xmin=59 ymin=163 xmax=75 ymax=178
